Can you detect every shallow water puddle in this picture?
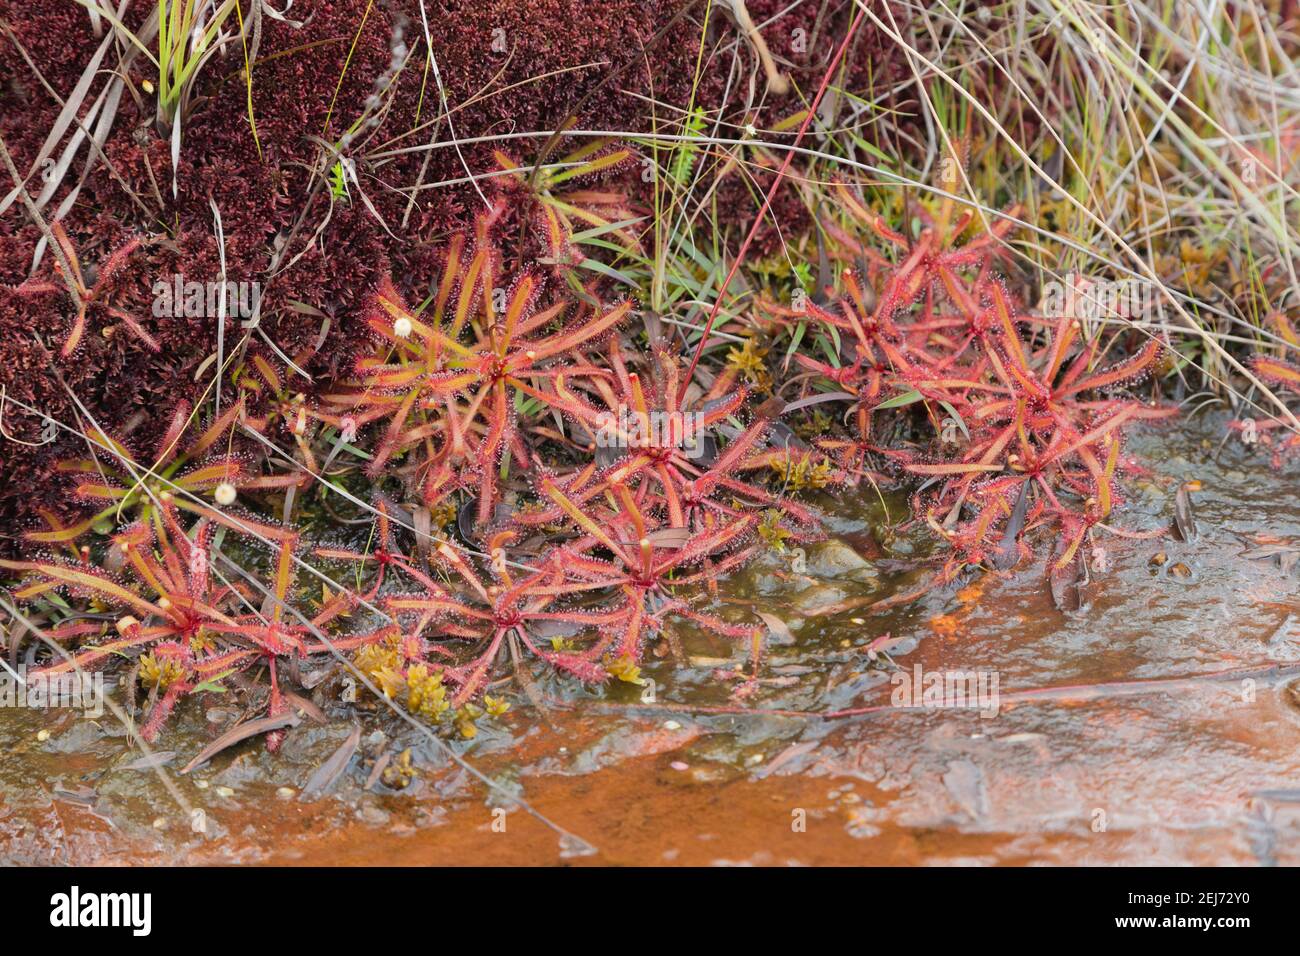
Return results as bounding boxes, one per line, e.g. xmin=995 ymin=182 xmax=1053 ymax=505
xmin=3 ymin=412 xmax=1299 ymax=865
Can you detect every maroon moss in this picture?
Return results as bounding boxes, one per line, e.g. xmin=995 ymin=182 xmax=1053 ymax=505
xmin=0 ymin=0 xmax=912 ymax=548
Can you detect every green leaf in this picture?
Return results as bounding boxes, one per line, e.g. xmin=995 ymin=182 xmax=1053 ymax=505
xmin=329 ymin=161 xmax=348 ymax=201
xmin=816 ymin=334 xmax=841 ymax=369
xmin=192 ymin=668 xmax=237 ymax=694
xmin=783 ymin=320 xmax=807 ymax=368
xmin=671 ymin=108 xmax=707 ymax=186
xmin=874 ymin=389 xmax=924 ymax=410
xmin=938 ymin=400 xmax=969 ymax=440
xmin=573 ymin=257 xmax=639 ymax=288
xmin=569 ymin=217 xmax=648 ymax=243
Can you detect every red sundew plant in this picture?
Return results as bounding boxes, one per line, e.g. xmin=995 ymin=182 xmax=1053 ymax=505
xmin=763 ymin=175 xmax=1177 ymax=593
xmin=324 ymin=212 xmax=631 ymax=531
xmin=519 ymin=340 xmax=822 ymax=534
xmin=312 ymin=498 xmax=450 ymax=605
xmin=761 ymin=182 xmax=1025 ymax=480
xmin=1230 ymin=316 xmax=1300 ymax=467
xmin=314 ymin=483 xmax=763 ymax=705
xmin=2 ymin=494 xmax=394 ymax=742
xmin=235 ymin=352 xmax=339 ymax=466
xmin=538 ymin=477 xmax=760 ymax=663
xmin=382 ymin=537 xmax=628 ymax=706
xmin=30 ymin=399 xmax=305 ymax=547
xmin=493 ymin=143 xmax=645 ymax=270
xmin=10 ymin=222 xmax=152 ymax=358
xmin=829 ymin=180 xmax=1022 ymax=337
xmin=891 ymin=299 xmax=1171 ymax=586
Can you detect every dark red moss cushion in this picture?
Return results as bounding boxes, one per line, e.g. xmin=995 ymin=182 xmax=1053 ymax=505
xmin=0 ymin=0 xmax=903 ymax=549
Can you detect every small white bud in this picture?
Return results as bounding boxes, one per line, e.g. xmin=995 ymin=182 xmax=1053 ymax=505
xmin=214 ymin=482 xmax=237 ymax=506
xmin=393 ymin=316 xmax=413 ymax=339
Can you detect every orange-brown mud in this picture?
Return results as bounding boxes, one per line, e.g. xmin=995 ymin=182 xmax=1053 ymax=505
xmin=4 ymin=413 xmax=1300 ymax=865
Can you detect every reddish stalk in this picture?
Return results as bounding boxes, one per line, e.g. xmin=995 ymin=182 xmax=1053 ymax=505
xmin=676 ymin=5 xmax=867 ymax=404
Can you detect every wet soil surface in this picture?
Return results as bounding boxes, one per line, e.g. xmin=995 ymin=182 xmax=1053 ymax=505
xmin=3 ymin=412 xmax=1299 ymax=865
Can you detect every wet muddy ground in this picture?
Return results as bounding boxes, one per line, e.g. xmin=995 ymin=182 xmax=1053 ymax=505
xmin=3 ymin=411 xmax=1299 ymax=865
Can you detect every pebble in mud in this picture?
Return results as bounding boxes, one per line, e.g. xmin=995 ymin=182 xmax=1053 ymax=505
xmin=1168 ymin=562 xmax=1193 ymax=579
xmin=276 ymin=787 xmax=295 ymax=799
xmin=205 ymin=708 xmax=235 ymax=728
xmin=844 ymin=806 xmax=881 ymax=839
xmin=685 ymin=764 xmax=729 ymax=783
xmin=381 ymin=750 xmax=417 ymax=789
xmin=794 ymin=584 xmax=847 ymax=613
xmin=810 ymin=540 xmax=874 ymax=578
